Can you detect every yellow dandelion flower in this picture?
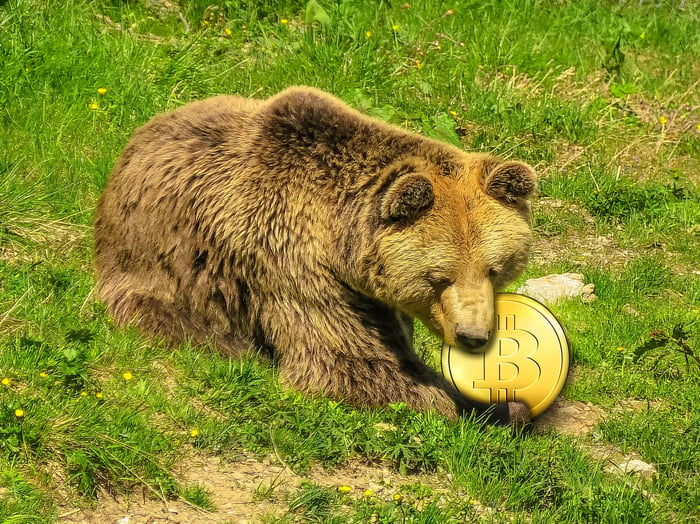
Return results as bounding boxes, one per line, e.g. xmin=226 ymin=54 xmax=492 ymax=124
xmin=616 ymin=346 xmax=625 ymax=352
xmin=80 ymin=391 xmax=88 ymax=397
xmin=280 ymin=18 xmax=288 ymax=25
xmin=190 ymin=428 xmax=199 ymax=438
xmin=449 ymin=110 xmax=457 ymax=116
xmin=366 ymin=31 xmax=372 ymax=38
xmin=696 ymin=123 xmax=700 ymax=131
xmin=415 ymin=60 xmax=422 ymax=70
xmin=364 ymin=489 xmax=373 ymax=497
xmin=337 ymin=485 xmax=352 ymax=494
xmin=97 ymin=88 xmax=107 ymax=95
xmin=659 ymin=116 xmax=667 ymax=125
xmin=122 ymin=371 xmax=133 ymax=381
xmin=393 ymin=493 xmax=403 ymax=502
xmin=640 ymin=32 xmax=645 ymax=39
xmin=39 ymin=371 xmax=48 ymax=378
xmin=392 ymin=24 xmax=400 ymax=31
xmin=15 ymin=409 xmax=25 ymax=418
xmin=225 ymin=28 xmax=232 ymax=36
xmin=88 ymin=101 xmax=99 ymax=110
xmin=1 ymin=377 xmax=10 ymax=386
xmin=95 ymin=392 xmax=103 ymax=399
xmin=203 ymin=20 xmax=209 ymax=25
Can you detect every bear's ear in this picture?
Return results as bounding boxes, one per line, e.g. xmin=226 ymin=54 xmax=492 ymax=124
xmin=484 ymin=161 xmax=537 ymax=204
xmin=382 ymin=173 xmax=434 ymax=222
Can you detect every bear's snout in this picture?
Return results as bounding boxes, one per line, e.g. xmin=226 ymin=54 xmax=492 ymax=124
xmin=454 ymin=324 xmax=491 ymax=353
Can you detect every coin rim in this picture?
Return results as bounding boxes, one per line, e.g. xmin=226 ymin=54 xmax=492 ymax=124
xmin=440 ymin=292 xmax=570 ymax=417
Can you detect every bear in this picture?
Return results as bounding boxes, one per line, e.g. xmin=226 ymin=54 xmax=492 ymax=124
xmin=93 ymin=86 xmax=536 ymax=424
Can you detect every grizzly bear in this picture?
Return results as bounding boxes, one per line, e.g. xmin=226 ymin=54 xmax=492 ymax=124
xmin=94 ymin=87 xmax=536 ymax=424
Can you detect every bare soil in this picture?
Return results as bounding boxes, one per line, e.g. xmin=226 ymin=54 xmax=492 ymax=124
xmin=56 ymin=396 xmax=611 ymax=524
xmin=57 ymin=453 xmax=453 ymax=524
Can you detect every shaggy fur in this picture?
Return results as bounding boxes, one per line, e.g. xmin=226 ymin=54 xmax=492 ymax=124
xmin=94 ymin=87 xmax=536 ymax=424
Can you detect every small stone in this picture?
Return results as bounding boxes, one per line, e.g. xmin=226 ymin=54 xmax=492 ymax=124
xmin=517 ymin=273 xmax=596 ymax=305
xmin=607 ymin=459 xmax=657 ymax=479
xmin=581 ymin=283 xmax=597 ymax=303
xmin=622 ymin=303 xmax=640 ymax=317
xmin=368 ymin=480 xmax=385 ymax=494
xmin=557 ymin=405 xmax=582 ymax=415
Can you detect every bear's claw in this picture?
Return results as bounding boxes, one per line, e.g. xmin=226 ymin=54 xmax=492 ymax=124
xmin=508 ymin=402 xmax=531 ymax=426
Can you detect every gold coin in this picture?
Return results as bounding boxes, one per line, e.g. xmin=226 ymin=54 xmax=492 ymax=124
xmin=441 ymin=293 xmax=569 ymax=418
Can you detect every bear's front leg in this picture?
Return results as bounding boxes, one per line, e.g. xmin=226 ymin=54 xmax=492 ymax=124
xmin=274 ymin=306 xmax=528 ymax=425
xmin=282 ymin=347 xmax=527 ymax=424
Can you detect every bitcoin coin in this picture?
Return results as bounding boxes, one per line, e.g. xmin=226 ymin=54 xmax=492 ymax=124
xmin=441 ymin=293 xmax=569 ymax=417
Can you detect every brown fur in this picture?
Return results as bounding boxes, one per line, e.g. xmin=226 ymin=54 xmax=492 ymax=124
xmin=94 ymin=87 xmax=536 ymax=424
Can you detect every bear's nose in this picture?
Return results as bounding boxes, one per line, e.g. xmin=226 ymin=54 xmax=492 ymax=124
xmin=454 ymin=324 xmax=491 ymax=352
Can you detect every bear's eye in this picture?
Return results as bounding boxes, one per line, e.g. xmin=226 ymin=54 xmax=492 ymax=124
xmin=488 ymin=268 xmax=499 ymax=279
xmin=426 ymin=270 xmax=452 ymax=289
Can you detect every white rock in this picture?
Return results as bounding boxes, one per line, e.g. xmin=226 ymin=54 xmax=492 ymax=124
xmin=517 ymin=273 xmax=596 ymax=305
xmin=606 ymin=459 xmax=657 ymax=479
xmin=620 ymin=459 xmax=657 ymax=476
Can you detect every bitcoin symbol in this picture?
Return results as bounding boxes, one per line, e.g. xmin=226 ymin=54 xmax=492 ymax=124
xmin=472 ymin=314 xmax=541 ymax=403
xmin=441 ymin=293 xmax=569 ymax=417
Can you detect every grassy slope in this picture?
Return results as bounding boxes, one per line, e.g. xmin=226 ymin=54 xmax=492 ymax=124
xmin=0 ymin=0 xmax=699 ymax=522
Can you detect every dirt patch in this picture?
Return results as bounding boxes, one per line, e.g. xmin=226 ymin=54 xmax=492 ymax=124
xmin=536 ymin=64 xmax=700 ymax=187
xmin=535 ymin=394 xmax=664 ymax=484
xmin=57 ymin=453 xmax=458 ymax=524
xmin=55 ymin=393 xmax=664 ymax=524
xmin=531 ymin=198 xmax=640 ymax=270
xmin=535 ymin=398 xmax=604 ymax=436
xmin=531 ymin=197 xmax=699 ymax=276
xmin=531 ymin=229 xmax=639 ymax=270
xmin=600 ymin=129 xmax=700 ymax=186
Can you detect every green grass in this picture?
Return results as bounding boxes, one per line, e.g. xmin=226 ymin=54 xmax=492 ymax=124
xmin=1 ymin=0 xmax=699 ymax=522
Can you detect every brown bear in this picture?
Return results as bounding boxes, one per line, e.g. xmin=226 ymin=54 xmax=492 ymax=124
xmin=94 ymin=87 xmax=536 ymax=424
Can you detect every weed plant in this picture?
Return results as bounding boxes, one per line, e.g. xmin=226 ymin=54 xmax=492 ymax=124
xmin=1 ymin=0 xmax=699 ymax=522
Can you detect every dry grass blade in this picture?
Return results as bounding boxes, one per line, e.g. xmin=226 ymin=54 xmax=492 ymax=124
xmin=0 ymin=286 xmax=32 ymax=334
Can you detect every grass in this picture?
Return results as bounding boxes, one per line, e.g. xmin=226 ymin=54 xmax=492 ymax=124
xmin=0 ymin=0 xmax=699 ymax=522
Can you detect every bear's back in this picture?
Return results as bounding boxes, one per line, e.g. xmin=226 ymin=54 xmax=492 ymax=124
xmin=111 ymin=94 xmax=262 ymax=184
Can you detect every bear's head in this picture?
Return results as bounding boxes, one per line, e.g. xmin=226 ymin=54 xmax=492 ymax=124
xmin=365 ymin=154 xmax=536 ymax=353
